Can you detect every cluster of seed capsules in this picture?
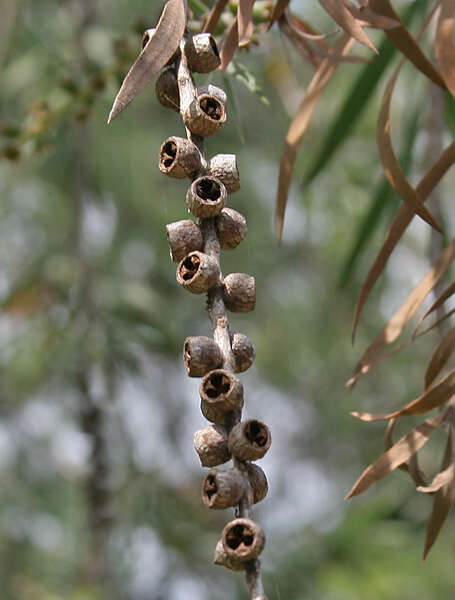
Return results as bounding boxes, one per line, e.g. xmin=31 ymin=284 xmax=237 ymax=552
xmin=155 ymin=29 xmax=271 ymax=586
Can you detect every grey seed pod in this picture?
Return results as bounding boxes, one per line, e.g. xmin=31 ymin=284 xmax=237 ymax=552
xmin=200 ymin=369 xmax=244 ymax=424
xmin=202 ymin=468 xmax=245 ymax=509
xmin=155 ymin=67 xmax=180 ymax=111
xmin=223 ymin=273 xmax=256 ymax=313
xmin=222 ymin=518 xmax=266 ymax=561
xmin=247 ymin=463 xmax=269 ymax=504
xmin=215 ymin=208 xmax=247 ymax=250
xmin=194 ymin=424 xmax=231 ymax=467
xmin=186 ymin=176 xmax=226 ymax=218
xmin=231 ymin=332 xmax=255 ymax=373
xmin=208 ymin=154 xmax=240 ymax=194
xmin=176 ymin=251 xmax=220 ymax=294
xmin=142 ymin=28 xmax=179 ymax=65
xmin=159 ymin=137 xmax=201 ymax=179
xmin=184 ymin=336 xmax=223 ymax=377
xmin=229 ymin=419 xmax=271 ymax=462
xmin=183 ymin=86 xmax=227 ymax=137
xmin=166 ymin=219 xmax=203 ymax=262
xmin=213 ymin=539 xmax=244 ymax=571
xmin=197 ymin=84 xmax=227 ymax=104
xmin=185 ymin=33 xmax=221 ymax=73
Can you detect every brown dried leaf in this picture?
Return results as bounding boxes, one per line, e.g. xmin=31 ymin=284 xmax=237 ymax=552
xmin=346 ymin=414 xmax=443 ymax=498
xmin=107 ymin=0 xmax=185 ymax=123
xmin=377 ymin=59 xmax=442 ymax=233
xmin=203 ymin=0 xmax=229 ymax=34
xmin=318 ymin=0 xmax=377 ymax=52
xmin=348 ymin=240 xmax=455 ymax=385
xmin=268 ymin=0 xmax=291 ymax=29
xmin=352 ymin=367 xmax=455 ymax=421
xmin=275 ymin=34 xmax=355 ymax=241
xmin=369 ymin=0 xmax=446 ymax=89
xmin=418 ymin=464 xmax=455 ymax=493
xmin=423 ymin=426 xmax=455 ymax=559
xmin=238 ymin=0 xmax=255 ymax=47
xmin=220 ymin=16 xmax=239 ymax=70
xmin=384 ymin=418 xmax=427 ymax=487
xmin=416 ymin=280 xmax=455 ymax=332
xmin=346 ymin=4 xmax=399 ymax=30
xmin=435 ymin=0 xmax=455 ymax=99
xmin=352 ymin=141 xmax=455 ymax=340
xmin=425 ymin=326 xmax=455 ymax=390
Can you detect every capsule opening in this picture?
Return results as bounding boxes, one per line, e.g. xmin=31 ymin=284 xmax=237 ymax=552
xmin=196 ymin=178 xmax=221 ymax=202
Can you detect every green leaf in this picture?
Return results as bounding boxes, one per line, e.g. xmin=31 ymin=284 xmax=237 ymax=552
xmin=302 ymin=1 xmax=422 ymax=186
xmin=226 ymin=60 xmax=270 ymax=106
xmin=337 ymin=105 xmax=420 ymax=289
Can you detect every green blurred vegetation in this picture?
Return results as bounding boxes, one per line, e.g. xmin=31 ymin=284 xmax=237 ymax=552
xmin=1 ymin=1 xmax=454 ymax=599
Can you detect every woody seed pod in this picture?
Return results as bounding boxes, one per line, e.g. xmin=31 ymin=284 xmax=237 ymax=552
xmin=184 ymin=33 xmax=221 ymax=73
xmin=215 ymin=208 xmax=247 ymax=250
xmin=176 ymin=251 xmax=220 ymax=294
xmin=200 ymin=369 xmax=244 ymax=424
xmin=184 ymin=336 xmax=223 ymax=377
xmin=229 ymin=419 xmax=271 ymax=462
xmin=159 ymin=136 xmax=201 ymax=179
xmin=208 ymin=154 xmax=240 ymax=194
xmin=247 ymin=463 xmax=268 ymax=504
xmin=183 ymin=85 xmax=227 ymax=137
xmin=231 ymin=332 xmax=255 ymax=372
xmin=222 ymin=518 xmax=266 ymax=561
xmin=202 ymin=468 xmax=245 ymax=509
xmin=223 ymin=273 xmax=256 ymax=313
xmin=194 ymin=424 xmax=231 ymax=467
xmin=155 ymin=67 xmax=180 ymax=111
xmin=166 ymin=219 xmax=203 ymax=262
xmin=186 ymin=176 xmax=226 ymax=218
xmin=213 ymin=539 xmax=244 ymax=571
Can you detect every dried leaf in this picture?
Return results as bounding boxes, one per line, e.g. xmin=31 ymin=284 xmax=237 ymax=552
xmin=318 ymin=0 xmax=377 ymax=53
xmin=346 ymin=4 xmax=399 ymax=30
xmin=352 ymin=367 xmax=455 ymax=421
xmin=377 ymin=59 xmax=442 ymax=233
xmin=369 ymin=0 xmax=446 ymax=89
xmin=384 ymin=418 xmax=427 ymax=487
xmin=348 ymin=240 xmax=455 ymax=385
xmin=203 ymin=0 xmax=229 ymax=34
xmin=352 ymin=141 xmax=455 ymax=339
xmin=435 ymin=0 xmax=455 ymax=99
xmin=107 ymin=0 xmax=185 ymax=123
xmin=425 ymin=326 xmax=455 ymax=390
xmin=346 ymin=414 xmax=443 ymax=498
xmin=220 ymin=16 xmax=239 ymax=70
xmin=417 ymin=280 xmax=455 ymax=331
xmin=238 ymin=0 xmax=255 ymax=47
xmin=418 ymin=464 xmax=455 ymax=493
xmin=423 ymin=427 xmax=455 ymax=558
xmin=275 ymin=34 xmax=355 ymax=241
xmin=268 ymin=0 xmax=291 ymax=29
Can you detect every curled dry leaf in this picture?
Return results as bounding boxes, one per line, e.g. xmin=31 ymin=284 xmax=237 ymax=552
xmin=352 ymin=367 xmax=455 ymax=421
xmin=369 ymin=0 xmax=446 ymax=89
xmin=346 ymin=414 xmax=443 ymax=498
xmin=377 ymin=58 xmax=442 ymax=233
xmin=435 ymin=0 xmax=455 ymax=99
xmin=352 ymin=141 xmax=455 ymax=340
xmin=418 ymin=464 xmax=455 ymax=494
xmin=424 ymin=326 xmax=455 ymax=390
xmin=275 ymin=33 xmax=355 ymax=241
xmin=318 ymin=0 xmax=377 ymax=53
xmin=423 ymin=426 xmax=455 ymax=559
xmin=348 ymin=240 xmax=455 ymax=386
xmin=238 ymin=0 xmax=255 ymax=47
xmin=268 ymin=0 xmax=291 ymax=29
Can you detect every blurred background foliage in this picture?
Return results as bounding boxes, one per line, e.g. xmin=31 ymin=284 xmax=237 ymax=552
xmin=1 ymin=0 xmax=455 ymax=598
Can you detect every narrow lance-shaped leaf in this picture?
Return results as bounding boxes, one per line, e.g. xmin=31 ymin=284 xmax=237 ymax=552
xmin=352 ymin=367 xmax=455 ymax=421
xmin=352 ymin=140 xmax=455 ymax=339
xmin=384 ymin=418 xmax=427 ymax=487
xmin=268 ymin=0 xmax=291 ymax=29
xmin=318 ymin=0 xmax=377 ymax=52
xmin=435 ymin=0 xmax=455 ymax=99
xmin=275 ymin=34 xmax=355 ymax=241
xmin=346 ymin=414 xmax=443 ymax=498
xmin=348 ymin=240 xmax=455 ymax=385
xmin=220 ymin=16 xmax=239 ymax=70
xmin=238 ymin=0 xmax=255 ymax=47
xmin=304 ymin=1 xmax=421 ymax=186
xmin=369 ymin=0 xmax=446 ymax=89
xmin=203 ymin=0 xmax=229 ymax=34
xmin=107 ymin=0 xmax=186 ymax=123
xmin=416 ymin=279 xmax=455 ymax=331
xmin=423 ymin=425 xmax=455 ymax=559
xmin=425 ymin=325 xmax=455 ymax=390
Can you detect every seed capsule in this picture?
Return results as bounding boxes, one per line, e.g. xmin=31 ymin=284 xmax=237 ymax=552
xmin=166 ymin=219 xmax=203 ymax=263
xmin=202 ymin=468 xmax=245 ymax=509
xmin=222 ymin=518 xmax=265 ymax=561
xmin=223 ymin=273 xmax=256 ymax=313
xmin=186 ymin=176 xmax=226 ymax=218
xmin=159 ymin=136 xmax=201 ymax=179
xmin=176 ymin=251 xmax=220 ymax=294
xmin=184 ymin=336 xmax=223 ymax=377
xmin=200 ymin=369 xmax=244 ymax=425
xmin=194 ymin=424 xmax=231 ymax=467
xmin=231 ymin=332 xmax=255 ymax=372
xmin=183 ymin=85 xmax=227 ymax=137
xmin=229 ymin=419 xmax=271 ymax=461
xmin=208 ymin=154 xmax=240 ymax=194
xmin=155 ymin=67 xmax=180 ymax=111
xmin=184 ymin=33 xmax=221 ymax=73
